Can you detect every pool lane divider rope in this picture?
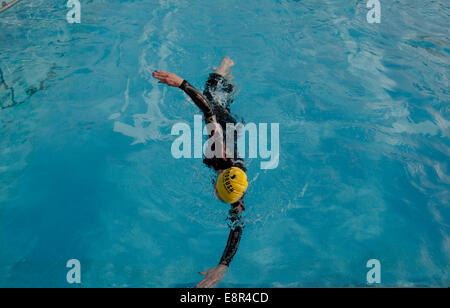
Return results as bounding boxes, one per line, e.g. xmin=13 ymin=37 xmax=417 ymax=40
xmin=0 ymin=0 xmax=23 ymax=14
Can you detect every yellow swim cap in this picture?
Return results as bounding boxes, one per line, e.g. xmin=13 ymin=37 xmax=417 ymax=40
xmin=216 ymin=167 xmax=248 ymax=204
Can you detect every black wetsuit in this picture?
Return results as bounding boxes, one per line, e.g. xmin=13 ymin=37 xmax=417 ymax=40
xmin=179 ymin=73 xmax=245 ymax=267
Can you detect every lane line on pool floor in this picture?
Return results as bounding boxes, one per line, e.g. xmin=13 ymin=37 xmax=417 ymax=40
xmin=0 ymin=0 xmax=23 ymax=14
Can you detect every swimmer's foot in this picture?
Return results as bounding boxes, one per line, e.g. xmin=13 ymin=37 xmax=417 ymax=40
xmin=214 ymin=56 xmax=235 ymax=78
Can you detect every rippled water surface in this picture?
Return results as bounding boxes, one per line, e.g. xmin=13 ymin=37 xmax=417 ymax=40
xmin=0 ymin=0 xmax=449 ymax=287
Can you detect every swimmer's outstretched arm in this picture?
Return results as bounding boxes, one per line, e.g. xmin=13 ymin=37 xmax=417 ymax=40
xmin=219 ymin=202 xmax=244 ymax=266
xmin=152 ymin=70 xmax=217 ymax=125
xmin=196 ymin=201 xmax=245 ymax=288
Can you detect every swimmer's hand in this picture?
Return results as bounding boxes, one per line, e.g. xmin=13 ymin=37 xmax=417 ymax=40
xmin=195 ymin=264 xmax=228 ymax=288
xmin=152 ymin=70 xmax=183 ymax=87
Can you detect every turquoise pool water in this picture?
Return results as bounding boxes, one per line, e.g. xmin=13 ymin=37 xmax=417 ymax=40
xmin=0 ymin=0 xmax=449 ymax=287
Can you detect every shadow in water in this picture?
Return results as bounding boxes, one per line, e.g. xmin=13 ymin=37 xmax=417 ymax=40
xmin=0 ymin=65 xmax=55 ymax=110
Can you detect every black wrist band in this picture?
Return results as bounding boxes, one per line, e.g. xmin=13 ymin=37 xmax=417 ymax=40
xmin=179 ymin=79 xmax=188 ymax=90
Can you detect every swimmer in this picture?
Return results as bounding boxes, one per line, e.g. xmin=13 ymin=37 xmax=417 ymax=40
xmin=153 ymin=56 xmax=248 ymax=288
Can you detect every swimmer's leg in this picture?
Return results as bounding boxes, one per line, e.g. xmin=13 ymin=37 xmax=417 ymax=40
xmin=204 ymin=56 xmax=235 ymax=107
xmin=203 ymin=57 xmax=239 ymax=157
xmin=214 ymin=56 xmax=235 ymax=81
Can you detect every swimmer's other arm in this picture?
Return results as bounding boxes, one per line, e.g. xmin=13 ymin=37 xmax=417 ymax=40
xmin=219 ymin=203 xmax=244 ymax=267
xmin=196 ymin=202 xmax=244 ymax=288
xmin=152 ymin=70 xmax=216 ymax=124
